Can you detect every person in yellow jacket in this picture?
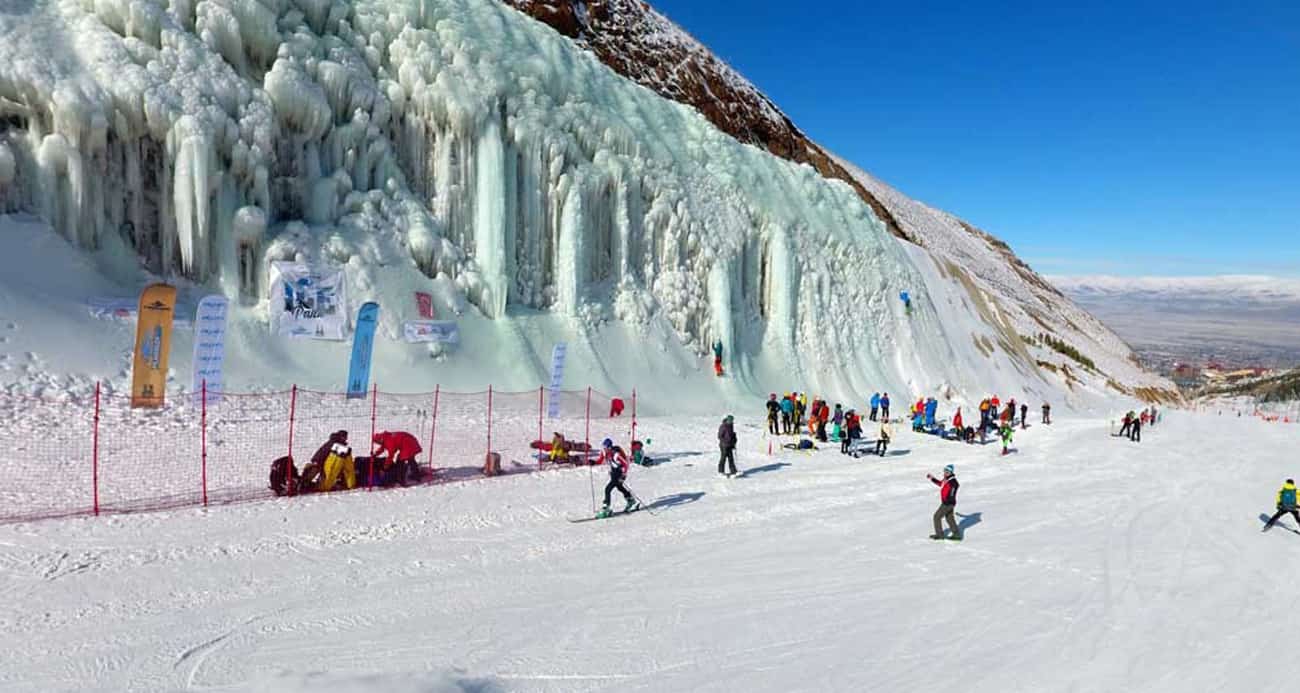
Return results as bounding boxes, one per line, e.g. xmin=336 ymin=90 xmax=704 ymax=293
xmin=1264 ymin=479 xmax=1300 ymax=531
xmin=320 ymin=434 xmax=357 ymax=492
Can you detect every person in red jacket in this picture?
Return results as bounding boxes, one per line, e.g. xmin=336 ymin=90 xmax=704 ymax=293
xmin=597 ymin=438 xmax=638 ymax=517
xmin=372 ymin=430 xmax=423 ymax=486
xmin=927 ymin=465 xmax=962 ymax=540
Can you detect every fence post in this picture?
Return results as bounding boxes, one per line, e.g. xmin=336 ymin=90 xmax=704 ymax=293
xmin=537 ymin=386 xmax=544 ymax=469
xmin=287 ymin=385 xmax=298 ymax=496
xmin=486 ymin=385 xmax=493 ymax=466
xmin=92 ymin=381 xmax=101 ymax=516
xmin=368 ymin=383 xmax=378 ymax=490
xmin=584 ymin=386 xmax=591 ymax=457
xmin=427 ymin=385 xmax=440 ymax=477
xmin=201 ymin=379 xmax=208 ymax=507
xmin=630 ymin=388 xmax=637 ymax=445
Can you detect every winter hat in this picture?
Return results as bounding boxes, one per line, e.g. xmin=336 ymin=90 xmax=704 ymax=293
xmin=602 ymin=438 xmax=614 ymax=449
xmin=724 ymin=415 xmax=734 ymax=423
xmin=770 ymin=393 xmax=777 ymax=400
xmin=944 ymin=464 xmax=955 ymax=475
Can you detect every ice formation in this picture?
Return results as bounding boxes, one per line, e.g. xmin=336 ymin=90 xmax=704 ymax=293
xmin=0 ymin=0 xmax=1172 ymax=404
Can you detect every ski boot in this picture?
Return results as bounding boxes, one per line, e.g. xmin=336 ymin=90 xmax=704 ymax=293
xmin=597 ymin=504 xmax=613 ymax=519
xmin=930 ymin=534 xmax=945 ymax=540
xmin=624 ymin=498 xmax=640 ymax=513
xmin=946 ymin=534 xmax=963 ymax=541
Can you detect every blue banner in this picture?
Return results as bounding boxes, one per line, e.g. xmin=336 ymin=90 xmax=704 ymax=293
xmin=346 ymin=302 xmax=380 ymax=399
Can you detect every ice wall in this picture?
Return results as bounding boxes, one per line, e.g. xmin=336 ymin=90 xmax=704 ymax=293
xmin=0 ymin=0 xmax=1101 ymax=405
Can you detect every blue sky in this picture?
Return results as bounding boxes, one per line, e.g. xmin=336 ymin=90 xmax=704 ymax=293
xmin=650 ymin=0 xmax=1300 ymax=277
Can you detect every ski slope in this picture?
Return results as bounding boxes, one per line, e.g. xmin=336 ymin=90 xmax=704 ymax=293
xmin=0 ymin=410 xmax=1293 ymax=691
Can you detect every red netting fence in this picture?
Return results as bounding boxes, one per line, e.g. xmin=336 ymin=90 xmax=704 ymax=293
xmin=0 ymin=384 xmax=639 ymax=524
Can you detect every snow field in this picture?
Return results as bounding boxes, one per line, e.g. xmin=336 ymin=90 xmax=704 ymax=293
xmin=0 ymin=410 xmax=1294 ymax=691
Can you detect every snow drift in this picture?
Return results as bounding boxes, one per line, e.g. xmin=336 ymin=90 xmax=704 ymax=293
xmin=0 ymin=0 xmax=1171 ymax=411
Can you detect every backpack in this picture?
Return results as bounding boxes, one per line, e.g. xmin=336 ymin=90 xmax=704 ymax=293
xmin=270 ymin=456 xmax=298 ymax=496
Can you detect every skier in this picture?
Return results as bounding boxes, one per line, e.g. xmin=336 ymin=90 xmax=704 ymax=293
xmin=870 ymin=392 xmax=881 ymax=422
xmin=999 ymin=422 xmax=1014 ymax=455
xmin=1119 ymin=411 xmax=1135 ymax=438
xmin=1041 ymin=402 xmax=1051 ymax=425
xmin=766 ymin=394 xmax=781 ymax=435
xmin=597 ymin=438 xmax=638 ymax=517
xmin=1020 ymin=403 xmax=1028 ymax=430
xmin=780 ymin=394 xmax=795 ymax=434
xmin=713 ymin=340 xmax=724 ymax=377
xmin=1263 ymin=479 xmax=1300 ymax=531
xmin=927 ymin=464 xmax=961 ymax=540
xmin=1129 ymin=413 xmax=1142 ymax=443
xmin=1150 ymin=405 xmax=1159 ymax=427
xmin=880 ymin=392 xmax=891 ymax=421
xmin=319 ymin=431 xmax=357 ymax=492
xmin=718 ymin=414 xmax=739 ymax=477
xmin=876 ymin=418 xmax=892 ymax=457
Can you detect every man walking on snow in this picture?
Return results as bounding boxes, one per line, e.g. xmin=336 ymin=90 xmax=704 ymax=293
xmin=718 ymin=415 xmax=739 ymax=477
xmin=1264 ymin=479 xmax=1300 ymax=531
xmin=876 ymin=418 xmax=892 ymax=457
xmin=1041 ymin=402 xmax=1051 ymax=425
xmin=870 ymin=392 xmax=881 ymax=422
xmin=928 ymin=465 xmax=961 ymax=540
xmin=597 ymin=438 xmax=638 ymax=517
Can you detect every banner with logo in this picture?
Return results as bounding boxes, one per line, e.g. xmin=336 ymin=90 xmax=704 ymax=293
xmin=401 ymin=320 xmax=459 ymax=344
xmin=415 ymin=291 xmax=434 ymax=319
xmin=130 ymin=283 xmax=177 ymax=408
xmin=547 ymin=342 xmax=567 ymax=419
xmin=87 ymin=297 xmax=192 ymax=328
xmin=269 ymin=262 xmax=348 ymax=340
xmin=346 ymin=302 xmax=380 ymax=399
xmin=191 ymin=295 xmax=229 ymax=405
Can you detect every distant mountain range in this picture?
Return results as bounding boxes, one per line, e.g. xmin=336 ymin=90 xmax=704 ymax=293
xmin=1049 ymin=275 xmax=1300 ymax=367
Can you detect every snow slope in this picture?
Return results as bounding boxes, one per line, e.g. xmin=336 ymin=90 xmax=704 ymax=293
xmin=0 ymin=0 xmax=1170 ymax=412
xmin=0 ymin=410 xmax=1293 ymax=690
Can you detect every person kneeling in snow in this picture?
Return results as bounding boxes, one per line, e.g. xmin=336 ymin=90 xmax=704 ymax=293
xmin=372 ymin=430 xmax=423 ymax=486
xmin=319 ymin=432 xmax=357 ymax=492
xmin=598 ymin=438 xmax=638 ymax=517
xmin=928 ymin=465 xmax=962 ymax=540
xmin=1264 ymin=479 xmax=1300 ymax=531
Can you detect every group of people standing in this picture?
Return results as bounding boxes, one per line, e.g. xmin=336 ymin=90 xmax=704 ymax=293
xmin=1117 ymin=407 xmax=1158 ymax=442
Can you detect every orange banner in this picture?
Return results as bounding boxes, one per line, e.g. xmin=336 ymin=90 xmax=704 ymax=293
xmin=130 ymin=283 xmax=177 ymax=408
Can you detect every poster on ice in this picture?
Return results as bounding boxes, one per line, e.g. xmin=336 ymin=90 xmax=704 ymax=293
xmin=402 ymin=320 xmax=459 ymax=344
xmin=268 ymin=262 xmax=348 ymax=340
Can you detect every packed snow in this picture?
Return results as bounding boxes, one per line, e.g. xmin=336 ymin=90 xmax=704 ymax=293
xmin=0 ymin=408 xmax=1296 ymax=690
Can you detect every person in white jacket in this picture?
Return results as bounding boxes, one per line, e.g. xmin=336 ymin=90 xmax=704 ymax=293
xmin=875 ymin=419 xmax=892 ymax=457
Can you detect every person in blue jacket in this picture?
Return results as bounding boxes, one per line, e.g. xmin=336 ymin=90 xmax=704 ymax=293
xmin=1264 ymin=479 xmax=1300 ymax=531
xmin=780 ymin=394 xmax=795 ymax=434
xmin=880 ymin=393 xmax=891 ymax=421
xmin=870 ymin=392 xmax=881 ymax=422
xmin=925 ymin=398 xmax=938 ymax=427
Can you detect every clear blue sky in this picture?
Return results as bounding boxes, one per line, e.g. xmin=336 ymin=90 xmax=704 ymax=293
xmin=650 ymin=0 xmax=1300 ymax=277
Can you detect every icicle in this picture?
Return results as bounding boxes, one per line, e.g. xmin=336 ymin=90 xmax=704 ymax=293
xmin=473 ymin=114 xmax=507 ymax=319
xmin=0 ymin=142 xmax=14 ymax=186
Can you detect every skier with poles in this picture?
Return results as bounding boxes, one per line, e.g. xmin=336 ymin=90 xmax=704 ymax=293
xmin=718 ymin=414 xmax=739 ymax=477
xmin=1263 ymin=479 xmax=1300 ymax=531
xmin=927 ymin=464 xmax=962 ymax=540
xmin=597 ymin=438 xmax=639 ymax=518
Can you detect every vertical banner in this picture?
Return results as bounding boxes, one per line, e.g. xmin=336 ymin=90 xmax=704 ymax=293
xmin=415 ymin=291 xmax=434 ymax=319
xmin=192 ymin=295 xmax=229 ymax=404
xmin=131 ymin=283 xmax=177 ymax=408
xmin=546 ymin=342 xmax=568 ymax=419
xmin=346 ymin=301 xmax=380 ymax=399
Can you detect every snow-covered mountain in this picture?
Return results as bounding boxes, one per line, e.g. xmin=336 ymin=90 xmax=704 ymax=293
xmin=0 ymin=0 xmax=1175 ymax=410
xmin=1051 ymin=275 xmax=1300 ymax=303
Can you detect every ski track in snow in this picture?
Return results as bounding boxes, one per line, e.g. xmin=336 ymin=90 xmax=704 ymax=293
xmin=0 ymin=411 xmax=1295 ymax=691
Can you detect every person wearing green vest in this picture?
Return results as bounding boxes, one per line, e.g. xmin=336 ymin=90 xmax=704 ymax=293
xmin=1264 ymin=479 xmax=1300 ymax=531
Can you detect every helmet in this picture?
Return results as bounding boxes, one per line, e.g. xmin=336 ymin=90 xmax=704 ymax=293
xmin=944 ymin=464 xmax=955 ymax=475
xmin=602 ymin=438 xmax=613 ymax=449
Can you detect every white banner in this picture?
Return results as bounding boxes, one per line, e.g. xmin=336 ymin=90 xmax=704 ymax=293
xmin=547 ymin=343 xmax=567 ymax=419
xmin=268 ymin=262 xmax=348 ymax=341
xmin=402 ymin=320 xmax=460 ymax=344
xmin=191 ymin=295 xmax=229 ymax=404
xmin=87 ymin=297 xmax=192 ymax=329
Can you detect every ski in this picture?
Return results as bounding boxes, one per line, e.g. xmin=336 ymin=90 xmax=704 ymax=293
xmin=568 ymin=507 xmax=642 ymax=523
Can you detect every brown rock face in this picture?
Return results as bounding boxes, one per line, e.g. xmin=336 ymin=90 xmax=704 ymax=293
xmin=500 ymin=0 xmax=909 ymax=241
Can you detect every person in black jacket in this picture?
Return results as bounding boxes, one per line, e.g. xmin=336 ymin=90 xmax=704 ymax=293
xmin=765 ymin=394 xmax=781 ymax=435
xmin=717 ymin=414 xmax=739 ymax=477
